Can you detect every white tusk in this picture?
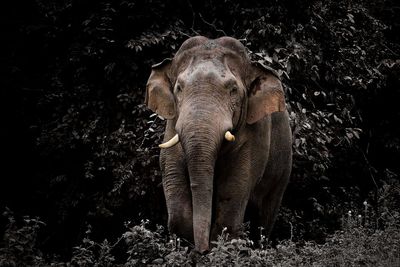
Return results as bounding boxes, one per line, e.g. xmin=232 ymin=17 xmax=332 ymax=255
xmin=224 ymin=131 xmax=235 ymax=142
xmin=159 ymin=134 xmax=180 ymax=148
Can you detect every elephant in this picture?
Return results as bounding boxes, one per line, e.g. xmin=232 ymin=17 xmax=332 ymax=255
xmin=145 ymin=36 xmax=292 ymax=253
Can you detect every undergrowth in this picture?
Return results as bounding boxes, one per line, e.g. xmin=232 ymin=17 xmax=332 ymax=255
xmin=1 ymin=189 xmax=399 ymax=267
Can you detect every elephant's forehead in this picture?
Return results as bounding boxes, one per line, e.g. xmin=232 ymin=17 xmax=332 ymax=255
xmin=174 ymin=44 xmax=246 ymax=69
xmin=182 ymin=59 xmax=231 ymax=82
xmin=173 ymin=49 xmax=246 ymax=83
xmin=175 ymin=47 xmax=224 ymax=66
xmin=176 ymin=36 xmax=248 ymax=59
xmin=191 ymin=55 xmax=226 ymax=71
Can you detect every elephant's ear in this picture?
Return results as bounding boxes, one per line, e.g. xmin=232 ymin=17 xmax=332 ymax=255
xmin=246 ymin=62 xmax=286 ymax=124
xmin=145 ymin=58 xmax=176 ymax=119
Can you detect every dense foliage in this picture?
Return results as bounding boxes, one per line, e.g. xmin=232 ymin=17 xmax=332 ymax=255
xmin=1 ymin=0 xmax=399 ymax=264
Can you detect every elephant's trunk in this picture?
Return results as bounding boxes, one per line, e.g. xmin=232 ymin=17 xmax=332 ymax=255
xmin=176 ymin=99 xmax=231 ymax=253
xmin=184 ymin=134 xmax=217 ymax=253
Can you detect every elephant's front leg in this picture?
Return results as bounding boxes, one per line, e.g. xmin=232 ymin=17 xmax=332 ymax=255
xmin=160 ymin=128 xmax=193 ymax=241
xmin=212 ymin=145 xmax=267 ymax=239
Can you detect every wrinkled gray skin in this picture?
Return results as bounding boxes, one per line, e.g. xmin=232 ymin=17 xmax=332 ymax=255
xmin=145 ymin=36 xmax=292 ymax=253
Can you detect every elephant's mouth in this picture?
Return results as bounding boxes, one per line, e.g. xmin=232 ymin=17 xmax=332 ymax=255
xmin=159 ymin=130 xmax=235 ymax=149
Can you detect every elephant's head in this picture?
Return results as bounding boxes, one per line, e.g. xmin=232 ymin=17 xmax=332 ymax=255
xmin=145 ymin=36 xmax=285 ymax=253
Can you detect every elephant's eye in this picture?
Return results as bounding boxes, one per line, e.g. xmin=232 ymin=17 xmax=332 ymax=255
xmin=230 ymin=86 xmax=238 ymax=96
xmin=175 ymin=84 xmax=182 ymax=93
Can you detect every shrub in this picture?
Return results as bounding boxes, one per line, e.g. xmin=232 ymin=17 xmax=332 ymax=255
xmin=0 ymin=209 xmax=45 ymax=267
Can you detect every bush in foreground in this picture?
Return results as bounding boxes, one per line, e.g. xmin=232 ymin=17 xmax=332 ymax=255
xmin=1 ymin=201 xmax=399 ymax=266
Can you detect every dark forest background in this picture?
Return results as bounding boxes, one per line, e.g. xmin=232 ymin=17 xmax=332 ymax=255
xmin=1 ymin=0 xmax=399 ymax=265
